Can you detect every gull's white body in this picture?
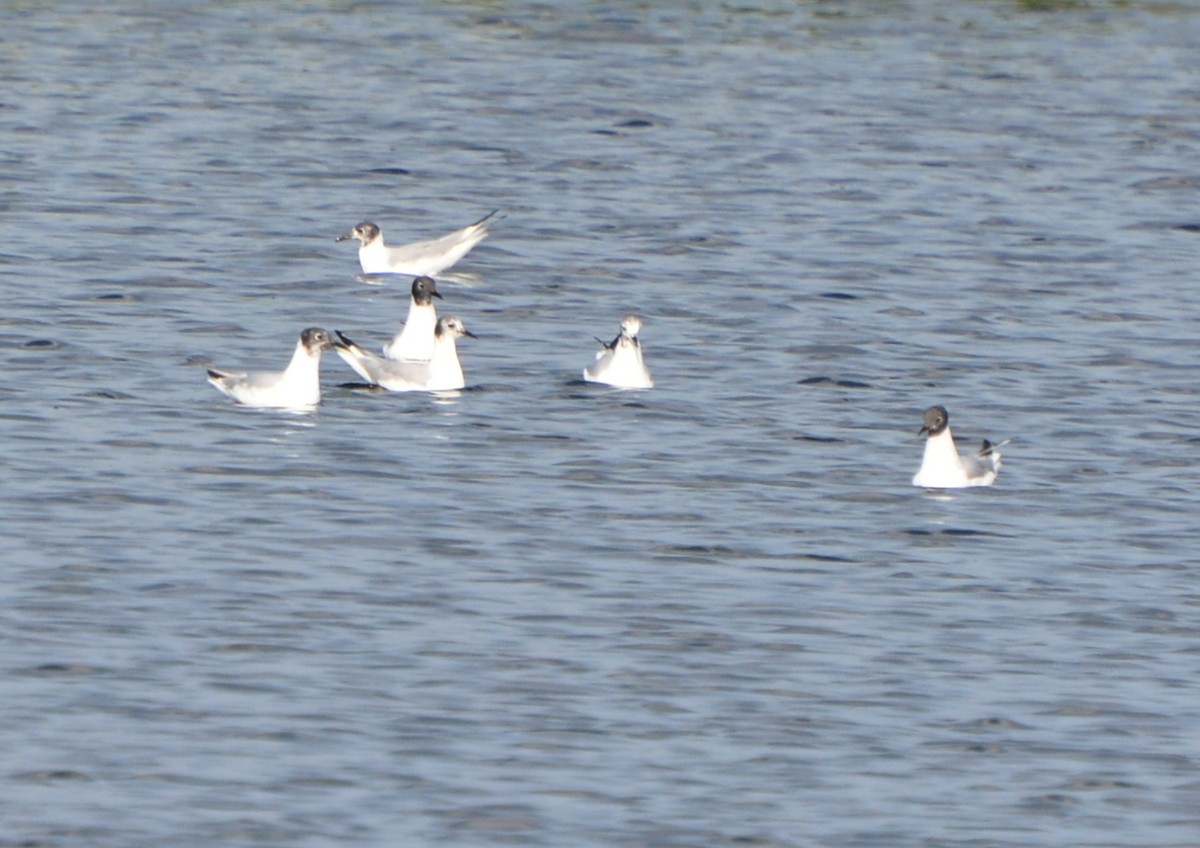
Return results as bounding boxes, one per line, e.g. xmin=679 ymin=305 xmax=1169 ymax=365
xmin=584 ymin=315 xmax=653 ymax=389
xmin=336 ymin=317 xmax=473 ymax=393
xmin=382 ymin=276 xmax=441 ymax=362
xmin=207 ymin=328 xmax=333 ymax=410
xmin=340 ymin=211 xmax=496 ymax=276
xmin=912 ymin=406 xmax=1003 ymax=488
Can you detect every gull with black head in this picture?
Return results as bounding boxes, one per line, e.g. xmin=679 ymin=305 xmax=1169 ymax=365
xmin=207 ymin=327 xmax=334 ymax=410
xmin=382 ymin=275 xmax=443 ymax=362
xmin=912 ymin=405 xmax=1007 ymax=488
xmin=337 ymin=210 xmax=497 ymax=276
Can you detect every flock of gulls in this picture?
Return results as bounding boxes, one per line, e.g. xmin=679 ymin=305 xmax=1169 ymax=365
xmin=206 ymin=212 xmax=1003 ymax=490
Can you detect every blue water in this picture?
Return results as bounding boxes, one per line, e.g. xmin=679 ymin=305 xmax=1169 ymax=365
xmin=2 ymin=2 xmax=1199 ymax=846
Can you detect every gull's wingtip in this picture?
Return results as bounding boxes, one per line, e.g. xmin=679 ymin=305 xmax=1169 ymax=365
xmin=977 ymin=437 xmax=1013 ymax=457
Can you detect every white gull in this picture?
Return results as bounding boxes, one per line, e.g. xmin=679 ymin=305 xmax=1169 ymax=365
xmin=337 ymin=211 xmax=497 ymax=276
xmin=912 ymin=405 xmax=1007 ymax=488
xmin=335 ymin=316 xmax=476 ymax=393
xmin=207 ymin=327 xmax=334 ymax=410
xmin=583 ymin=315 xmax=654 ymax=389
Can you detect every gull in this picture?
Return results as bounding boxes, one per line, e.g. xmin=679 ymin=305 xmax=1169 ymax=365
xmin=583 ymin=315 xmax=654 ymax=389
xmin=912 ymin=405 xmax=1007 ymax=488
xmin=337 ymin=210 xmax=497 ymax=276
xmin=383 ymin=275 xmax=442 ymax=361
xmin=335 ymin=316 xmax=476 ymax=392
xmin=207 ymin=327 xmax=334 ymax=410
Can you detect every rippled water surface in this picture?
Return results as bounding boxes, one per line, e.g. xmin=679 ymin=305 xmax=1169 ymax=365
xmin=2 ymin=2 xmax=1199 ymax=846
